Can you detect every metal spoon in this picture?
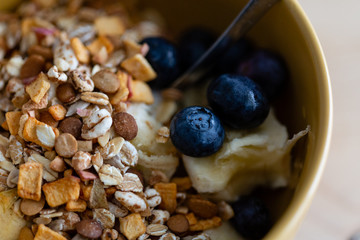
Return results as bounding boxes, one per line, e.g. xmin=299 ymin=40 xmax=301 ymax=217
xmin=171 ymin=0 xmax=281 ymax=89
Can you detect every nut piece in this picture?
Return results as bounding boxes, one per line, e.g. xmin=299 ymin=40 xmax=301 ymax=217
xmin=36 ymin=124 xmax=56 ymax=148
xmin=20 ymin=54 xmax=45 ymax=79
xmin=82 ymin=108 xmax=112 ymax=140
xmin=34 ymin=224 xmax=67 ymax=240
xmin=93 ymin=208 xmax=115 ymax=228
xmin=154 ymin=183 xmax=177 ymax=214
xmin=25 ymin=72 xmax=50 ymax=104
xmin=18 ymin=162 xmax=43 ymax=201
xmin=167 ymin=215 xmax=189 ymax=234
xmin=56 ymin=83 xmax=76 ymax=103
xmin=48 ymin=104 xmax=67 ymax=121
xmin=42 ymin=176 xmax=80 ymax=207
xmin=20 ymin=197 xmax=46 ymax=216
xmin=76 ymin=219 xmax=103 ymax=239
xmin=187 ymin=198 xmax=218 ymax=219
xmin=217 ymin=201 xmax=234 ymax=221
xmin=89 ymin=179 xmax=108 ymax=209
xmin=81 ymin=92 xmax=109 ymax=105
xmin=5 ymin=111 xmax=22 ymax=135
xmin=188 ymin=216 xmax=222 ymax=231
xmin=92 ymin=69 xmax=120 ymax=94
xmin=113 ymin=112 xmax=138 ymax=141
xmin=70 ymin=38 xmax=90 ymax=64
xmin=121 ymin=54 xmax=156 ymax=82
xmin=59 ymin=117 xmax=82 ymax=139
xmin=66 ymin=199 xmax=87 ymax=212
xmin=128 ymin=80 xmax=154 ymax=104
xmin=55 ymin=133 xmax=78 ymax=158
xmin=171 ymin=177 xmax=192 ymax=192
xmin=119 ymin=213 xmax=146 ymax=240
xmin=72 ymin=151 xmax=92 ymax=171
xmin=94 ymin=16 xmax=125 ymax=36
xmin=115 ymin=191 xmax=147 ymax=213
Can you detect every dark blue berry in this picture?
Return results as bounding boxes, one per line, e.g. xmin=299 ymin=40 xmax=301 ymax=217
xmin=231 ymin=196 xmax=271 ymax=240
xmin=215 ymin=38 xmax=254 ymax=74
xmin=170 ymin=106 xmax=224 ymax=157
xmin=237 ymin=49 xmax=288 ymax=99
xmin=178 ymin=28 xmax=216 ymax=71
xmin=141 ymin=37 xmax=180 ymax=89
xmin=207 ymin=74 xmax=270 ymax=129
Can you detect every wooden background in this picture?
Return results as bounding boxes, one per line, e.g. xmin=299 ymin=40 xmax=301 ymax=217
xmin=295 ymin=0 xmax=360 ymax=239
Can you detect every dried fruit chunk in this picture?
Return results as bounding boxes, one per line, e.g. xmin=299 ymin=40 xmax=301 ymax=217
xmin=65 ymin=199 xmax=87 ymax=212
xmin=70 ymin=37 xmax=90 ymax=64
xmin=92 ymin=69 xmax=120 ymax=94
xmin=189 ymin=216 xmax=222 ymax=231
xmin=154 ymin=183 xmax=177 ymax=213
xmin=18 ymin=162 xmax=43 ymax=201
xmin=34 ymin=224 xmax=67 ymax=240
xmin=121 ymin=54 xmax=156 ymax=82
xmin=48 ymin=104 xmax=67 ymax=121
xmin=128 ymin=80 xmax=154 ymax=104
xmin=42 ymin=177 xmax=80 ymax=207
xmin=94 ymin=16 xmax=125 ymax=36
xmin=25 ymin=72 xmax=50 ymax=104
xmin=119 ymin=213 xmax=146 ymax=240
xmin=5 ymin=111 xmax=22 ymax=135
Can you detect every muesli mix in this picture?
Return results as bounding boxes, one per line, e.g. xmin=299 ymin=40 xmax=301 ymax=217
xmin=0 ymin=0 xmax=309 ymax=240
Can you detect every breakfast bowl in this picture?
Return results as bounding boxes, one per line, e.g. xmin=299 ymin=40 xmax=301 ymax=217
xmin=0 ymin=0 xmax=331 ymax=239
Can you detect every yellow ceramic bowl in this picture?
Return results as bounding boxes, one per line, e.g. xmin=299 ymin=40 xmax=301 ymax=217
xmin=1 ymin=0 xmax=332 ymax=239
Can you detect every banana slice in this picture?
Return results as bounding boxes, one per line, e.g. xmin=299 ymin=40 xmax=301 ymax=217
xmin=127 ymin=103 xmax=179 ymax=179
xmin=0 ymin=189 xmax=27 ymax=240
xmin=183 ymin=110 xmax=309 ymax=201
xmin=204 ymin=222 xmax=244 ymax=240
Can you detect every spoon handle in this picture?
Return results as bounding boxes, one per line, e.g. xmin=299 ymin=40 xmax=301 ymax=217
xmin=171 ymin=0 xmax=281 ymax=89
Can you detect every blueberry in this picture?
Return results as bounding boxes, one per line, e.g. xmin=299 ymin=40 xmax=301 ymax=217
xmin=215 ymin=38 xmax=254 ymax=74
xmin=178 ymin=28 xmax=216 ymax=71
xmin=170 ymin=106 xmax=224 ymax=157
xmin=141 ymin=37 xmax=180 ymax=89
xmin=237 ymin=49 xmax=289 ymax=99
xmin=231 ymin=196 xmax=271 ymax=240
xmin=207 ymin=74 xmax=270 ymax=129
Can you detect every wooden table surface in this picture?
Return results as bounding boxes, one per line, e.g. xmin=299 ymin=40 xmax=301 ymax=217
xmin=295 ymin=0 xmax=360 ymax=239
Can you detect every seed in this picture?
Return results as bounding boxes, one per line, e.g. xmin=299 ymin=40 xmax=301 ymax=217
xmin=56 ymin=83 xmax=76 ymax=103
xmin=76 ymin=219 xmax=103 ymax=239
xmin=113 ymin=112 xmax=138 ymax=141
xmin=59 ymin=117 xmax=82 ymax=139
xmin=20 ymin=197 xmax=45 ymax=216
xmin=92 ymin=69 xmax=120 ymax=93
xmin=166 ymin=214 xmax=189 ymax=234
xmin=55 ymin=133 xmax=78 ymax=158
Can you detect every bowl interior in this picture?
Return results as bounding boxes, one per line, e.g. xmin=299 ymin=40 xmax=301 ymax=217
xmin=0 ymin=0 xmax=331 ymax=238
xmin=138 ymin=0 xmax=331 ymax=238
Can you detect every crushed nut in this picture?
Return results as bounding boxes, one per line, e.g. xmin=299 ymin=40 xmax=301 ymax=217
xmin=121 ymin=54 xmax=156 ymax=82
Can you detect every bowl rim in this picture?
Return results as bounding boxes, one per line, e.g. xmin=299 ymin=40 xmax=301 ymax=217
xmin=264 ymin=0 xmax=333 ymax=239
